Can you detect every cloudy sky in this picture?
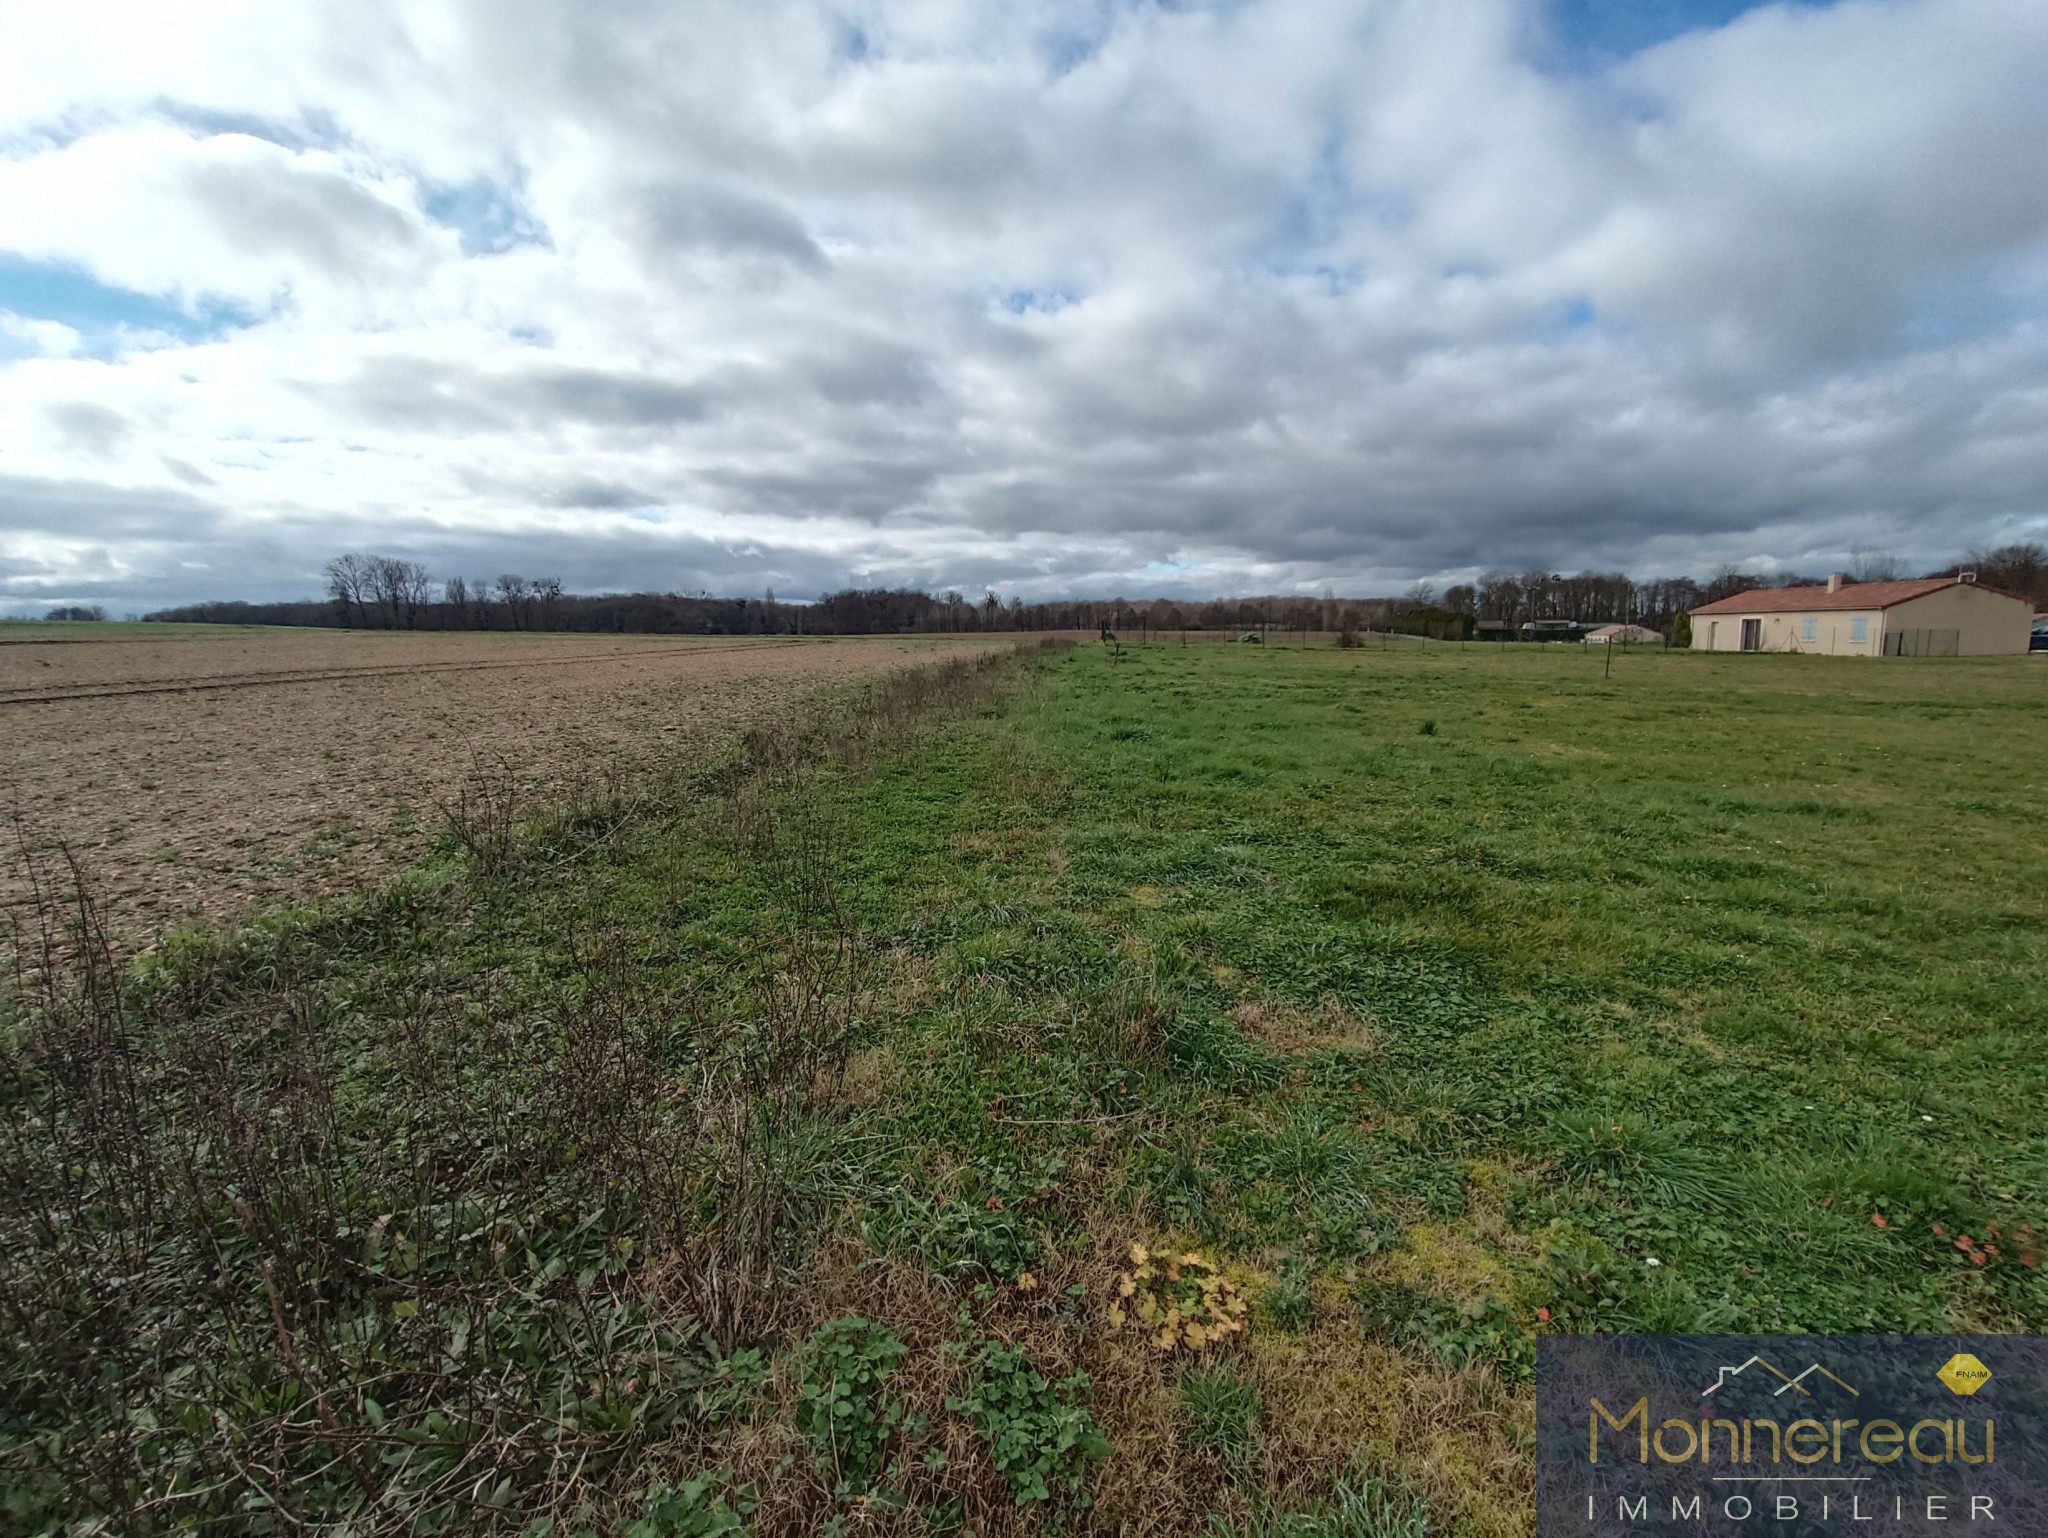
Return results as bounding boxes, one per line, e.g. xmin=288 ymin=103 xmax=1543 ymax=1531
xmin=3 ymin=0 xmax=2047 ymax=609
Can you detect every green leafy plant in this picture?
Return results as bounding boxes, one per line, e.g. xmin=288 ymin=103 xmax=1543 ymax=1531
xmin=1354 ymin=1280 xmax=1533 ymax=1383
xmin=695 ymin=1346 xmax=772 ymax=1425
xmin=860 ymin=1162 xmax=1055 ymax=1282
xmin=626 ymin=1472 xmax=756 ymax=1537
xmin=948 ymin=1341 xmax=1110 ymax=1506
xmin=795 ymin=1317 xmax=911 ymax=1498
xmin=1180 ymin=1363 xmax=1260 ymax=1466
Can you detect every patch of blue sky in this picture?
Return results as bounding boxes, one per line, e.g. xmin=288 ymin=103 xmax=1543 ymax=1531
xmin=148 ymin=99 xmax=350 ymax=153
xmin=1253 ymin=259 xmax=1367 ymax=298
xmin=1897 ymin=260 xmax=2039 ymax=348
xmin=1540 ymin=0 xmax=1843 ymax=73
xmin=1038 ymin=1 xmax=1255 ymax=81
xmin=0 ymin=112 xmax=103 ymax=158
xmin=834 ymin=17 xmax=872 ymax=62
xmin=1000 ymin=288 xmax=1080 ymax=316
xmin=1040 ymin=16 xmax=1114 ymax=80
xmin=0 ymin=327 xmax=45 ymax=365
xmin=421 ymin=176 xmax=549 ymax=257
xmin=0 ymin=254 xmax=260 ymax=353
xmin=1519 ymin=293 xmax=1609 ymax=344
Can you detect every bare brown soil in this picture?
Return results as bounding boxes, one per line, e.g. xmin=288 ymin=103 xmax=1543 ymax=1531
xmin=1 ymin=626 xmax=1003 ymax=945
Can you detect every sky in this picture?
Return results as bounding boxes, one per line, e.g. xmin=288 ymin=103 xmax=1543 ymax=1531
xmin=3 ymin=0 xmax=2048 ymax=610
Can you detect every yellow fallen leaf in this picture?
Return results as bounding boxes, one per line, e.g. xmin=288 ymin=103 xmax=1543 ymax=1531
xmin=1107 ymin=1306 xmax=1125 ymax=1328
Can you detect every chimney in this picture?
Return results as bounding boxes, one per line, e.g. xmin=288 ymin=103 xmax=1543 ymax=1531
xmin=1826 ymin=572 xmax=1847 ymax=592
xmin=1959 ymin=570 xmax=1977 ymax=584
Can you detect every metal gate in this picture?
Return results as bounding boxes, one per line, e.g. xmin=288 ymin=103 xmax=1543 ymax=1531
xmin=1884 ymin=628 xmax=1960 ymax=657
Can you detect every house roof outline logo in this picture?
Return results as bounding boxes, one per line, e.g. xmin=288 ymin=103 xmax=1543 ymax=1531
xmin=1701 ymin=1356 xmax=1860 ymax=1399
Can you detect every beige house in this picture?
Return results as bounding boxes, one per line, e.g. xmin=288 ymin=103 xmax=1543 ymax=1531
xmin=1584 ymin=623 xmax=1663 ymax=645
xmin=1689 ymin=573 xmax=2033 ymax=656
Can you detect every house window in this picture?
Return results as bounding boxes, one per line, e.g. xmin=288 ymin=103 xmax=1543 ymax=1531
xmin=1802 ymin=617 xmax=1817 ymax=643
xmin=1850 ymin=615 xmax=1869 ymax=643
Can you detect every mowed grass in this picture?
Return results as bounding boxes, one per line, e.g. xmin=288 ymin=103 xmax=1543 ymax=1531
xmin=602 ymin=639 xmax=2047 ymax=1521
xmin=8 ymin=640 xmax=2044 ymax=1536
xmin=983 ymin=641 xmax=2047 ymax=1335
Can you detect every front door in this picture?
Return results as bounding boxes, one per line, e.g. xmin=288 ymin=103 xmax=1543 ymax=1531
xmin=1740 ymin=618 xmax=1762 ymax=652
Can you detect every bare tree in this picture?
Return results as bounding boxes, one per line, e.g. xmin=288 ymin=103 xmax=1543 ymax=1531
xmin=1962 ymin=542 xmax=2046 ymax=603
xmin=1849 ymin=546 xmax=1900 ymax=583
xmin=496 ymin=575 xmax=531 ymax=630
xmin=324 ymin=553 xmax=374 ymax=627
xmin=533 ymin=576 xmax=563 ymax=630
xmin=365 ymin=557 xmax=433 ymax=628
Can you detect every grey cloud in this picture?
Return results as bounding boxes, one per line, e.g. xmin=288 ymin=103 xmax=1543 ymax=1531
xmin=633 ymin=182 xmax=827 ymax=272
xmin=19 ymin=0 xmax=2048 ymax=603
xmin=160 ymin=455 xmax=218 ymax=486
xmin=44 ymin=403 xmax=131 ymax=458
xmin=312 ymin=358 xmax=714 ymax=432
xmin=537 ymin=478 xmax=658 ymax=509
xmin=0 ymin=473 xmax=222 ymax=540
xmin=185 ymin=153 xmax=423 ymax=279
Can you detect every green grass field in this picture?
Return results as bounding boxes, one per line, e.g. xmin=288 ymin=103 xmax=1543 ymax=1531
xmin=6 ymin=640 xmax=2043 ymax=1536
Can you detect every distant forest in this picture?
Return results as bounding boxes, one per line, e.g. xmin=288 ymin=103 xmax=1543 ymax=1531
xmin=139 ymin=543 xmax=2048 ymax=636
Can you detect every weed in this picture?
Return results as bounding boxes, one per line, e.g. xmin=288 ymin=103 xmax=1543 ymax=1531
xmin=1551 ymin=1110 xmax=1742 ymax=1209
xmin=1210 ymin=1472 xmax=1431 ymax=1538
xmin=1261 ymin=1257 xmax=1316 ymax=1333
xmin=1180 ymin=1363 xmax=1261 ymax=1466
xmin=435 ymin=749 xmax=524 ymax=874
xmin=795 ymin=1316 xmax=913 ymax=1499
xmin=1109 ymin=1242 xmax=1251 ymax=1352
xmin=948 ymin=1340 xmax=1110 ymax=1507
xmin=860 ymin=1161 xmax=1056 ymax=1283
xmin=695 ymin=1346 xmax=773 ymax=1425
xmin=626 ymin=1472 xmax=757 ymax=1537
xmin=1354 ymin=1279 xmax=1533 ymax=1382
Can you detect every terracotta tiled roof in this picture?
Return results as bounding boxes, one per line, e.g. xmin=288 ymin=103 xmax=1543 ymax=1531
xmin=1689 ymin=577 xmax=2023 ymax=616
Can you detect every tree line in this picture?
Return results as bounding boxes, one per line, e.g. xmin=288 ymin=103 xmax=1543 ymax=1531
xmin=139 ymin=543 xmax=2048 ymax=636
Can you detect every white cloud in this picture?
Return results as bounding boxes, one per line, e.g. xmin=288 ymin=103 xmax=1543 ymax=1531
xmin=2 ymin=0 xmax=2047 ymax=608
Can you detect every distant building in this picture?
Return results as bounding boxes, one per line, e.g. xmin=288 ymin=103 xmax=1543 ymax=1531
xmin=1584 ymin=623 xmax=1663 ymax=646
xmin=1689 ymin=573 xmax=2032 ymax=656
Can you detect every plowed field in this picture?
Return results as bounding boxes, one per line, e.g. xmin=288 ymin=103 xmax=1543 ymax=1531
xmin=1 ymin=625 xmax=1002 ymax=944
